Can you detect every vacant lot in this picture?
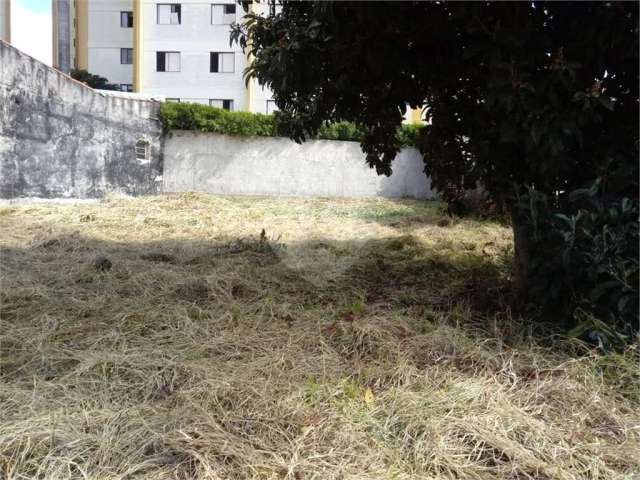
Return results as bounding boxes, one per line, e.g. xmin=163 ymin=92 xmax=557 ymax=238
xmin=1 ymin=194 xmax=638 ymax=480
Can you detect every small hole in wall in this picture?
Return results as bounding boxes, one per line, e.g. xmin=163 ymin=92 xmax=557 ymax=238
xmin=14 ymin=97 xmax=21 ymax=105
xmin=135 ymin=140 xmax=150 ymax=160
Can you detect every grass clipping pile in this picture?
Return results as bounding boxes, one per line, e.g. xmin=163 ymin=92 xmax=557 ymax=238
xmin=1 ymin=193 xmax=638 ymax=480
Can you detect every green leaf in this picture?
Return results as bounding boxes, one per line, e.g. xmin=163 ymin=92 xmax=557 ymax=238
xmin=598 ymin=96 xmax=615 ymax=111
xmin=617 ymin=293 xmax=635 ymax=313
xmin=590 ymin=280 xmax=621 ymax=301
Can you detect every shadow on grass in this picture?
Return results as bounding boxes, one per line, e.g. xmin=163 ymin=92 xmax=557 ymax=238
xmin=1 ymin=228 xmax=515 ymax=338
xmin=2 ymin=228 xmax=638 ymax=480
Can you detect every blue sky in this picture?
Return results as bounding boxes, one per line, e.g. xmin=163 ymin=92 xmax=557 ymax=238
xmin=17 ymin=0 xmax=51 ymax=14
xmin=12 ymin=0 xmax=52 ymax=65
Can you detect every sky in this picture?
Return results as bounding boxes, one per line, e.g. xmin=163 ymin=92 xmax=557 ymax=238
xmin=11 ymin=0 xmax=52 ymax=65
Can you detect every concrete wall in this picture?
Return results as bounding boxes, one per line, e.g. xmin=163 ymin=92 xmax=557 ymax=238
xmin=163 ymin=131 xmax=435 ymax=199
xmin=0 ymin=40 xmax=163 ymax=199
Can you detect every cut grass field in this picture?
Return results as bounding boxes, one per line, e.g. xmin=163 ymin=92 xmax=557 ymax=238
xmin=0 ymin=193 xmax=638 ymax=480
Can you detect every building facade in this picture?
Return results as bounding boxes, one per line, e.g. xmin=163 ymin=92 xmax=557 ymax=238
xmin=52 ymin=0 xmax=277 ymax=113
xmin=50 ymin=1 xmax=423 ymax=119
xmin=52 ymin=0 xmax=74 ymax=74
xmin=0 ymin=0 xmax=11 ymax=43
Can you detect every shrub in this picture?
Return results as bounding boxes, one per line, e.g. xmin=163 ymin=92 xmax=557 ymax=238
xmin=441 ymin=184 xmax=501 ymax=219
xmin=160 ymin=102 xmax=424 ymax=146
xmin=161 ymin=102 xmax=276 ymax=137
xmin=395 ymin=123 xmax=423 ymax=148
xmin=316 ymin=121 xmax=366 ymax=142
xmin=71 ymin=69 xmax=121 ymax=91
xmin=516 ymin=181 xmax=639 ymax=348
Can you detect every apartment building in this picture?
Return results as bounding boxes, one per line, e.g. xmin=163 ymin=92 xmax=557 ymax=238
xmin=52 ymin=0 xmax=275 ymax=113
xmin=48 ymin=1 xmax=423 ymax=120
xmin=0 ymin=0 xmax=11 ymax=43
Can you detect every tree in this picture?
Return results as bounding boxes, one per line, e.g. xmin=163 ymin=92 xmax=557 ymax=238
xmin=232 ymin=1 xmax=638 ymax=293
xmin=70 ymin=69 xmax=121 ymax=91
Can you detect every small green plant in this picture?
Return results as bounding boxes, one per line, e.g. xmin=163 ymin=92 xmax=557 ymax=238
xmin=342 ymin=294 xmax=367 ymax=317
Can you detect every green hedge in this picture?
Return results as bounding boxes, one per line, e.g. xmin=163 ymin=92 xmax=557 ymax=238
xmin=160 ymin=102 xmax=423 ymax=147
xmin=161 ymin=102 xmax=276 ymax=137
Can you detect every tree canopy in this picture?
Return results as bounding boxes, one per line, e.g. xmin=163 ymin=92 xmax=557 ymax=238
xmin=232 ymin=1 xmax=637 ymax=199
xmin=232 ymin=1 xmax=639 ymax=338
xmin=70 ymin=69 xmax=121 ymax=91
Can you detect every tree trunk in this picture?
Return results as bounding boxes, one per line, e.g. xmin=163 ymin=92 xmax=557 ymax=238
xmin=511 ymin=210 xmax=531 ymax=294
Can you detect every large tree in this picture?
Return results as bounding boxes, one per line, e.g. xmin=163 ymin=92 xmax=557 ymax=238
xmin=232 ymin=1 xmax=638 ymax=292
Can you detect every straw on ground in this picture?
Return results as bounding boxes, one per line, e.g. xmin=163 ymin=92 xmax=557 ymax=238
xmin=1 ymin=193 xmax=638 ymax=479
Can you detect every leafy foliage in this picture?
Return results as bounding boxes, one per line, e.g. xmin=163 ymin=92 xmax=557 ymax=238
xmin=161 ymin=102 xmax=276 ymax=136
xmin=70 ymin=69 xmax=121 ymax=91
xmin=160 ymin=102 xmax=423 ymax=146
xmin=232 ymin=2 xmax=638 ymax=195
xmin=516 ymin=181 xmax=639 ymax=345
xmin=231 ymin=1 xmax=638 ymax=338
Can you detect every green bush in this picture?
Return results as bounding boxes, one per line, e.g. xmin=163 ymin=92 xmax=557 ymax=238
xmin=71 ymin=69 xmax=121 ymax=91
xmin=316 ymin=121 xmax=366 ymax=142
xmin=395 ymin=123 xmax=423 ymax=148
xmin=161 ymin=102 xmax=277 ymax=137
xmin=160 ymin=102 xmax=423 ymax=146
xmin=516 ymin=181 xmax=639 ymax=348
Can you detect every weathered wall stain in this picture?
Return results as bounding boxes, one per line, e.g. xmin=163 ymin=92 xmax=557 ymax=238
xmin=163 ymin=131 xmax=435 ymax=199
xmin=1 ymin=41 xmax=433 ymax=201
xmin=0 ymin=41 xmax=162 ymax=199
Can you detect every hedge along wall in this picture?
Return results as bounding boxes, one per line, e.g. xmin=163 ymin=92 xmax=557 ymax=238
xmin=160 ymin=102 xmax=424 ymax=147
xmin=161 ymin=104 xmax=435 ymax=199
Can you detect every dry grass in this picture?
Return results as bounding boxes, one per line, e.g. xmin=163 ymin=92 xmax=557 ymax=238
xmin=0 ymin=193 xmax=638 ymax=480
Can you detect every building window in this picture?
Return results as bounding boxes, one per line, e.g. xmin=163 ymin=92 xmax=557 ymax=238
xmin=120 ymin=84 xmax=133 ymax=92
xmin=210 ymin=52 xmax=234 ymax=73
xmin=120 ymin=48 xmax=133 ymax=65
xmin=120 ymin=11 xmax=133 ymax=28
xmin=156 ymin=52 xmax=181 ymax=72
xmin=157 ymin=4 xmax=181 ymax=24
xmin=209 ymin=99 xmax=233 ymax=111
xmin=266 ymin=100 xmax=278 ymax=114
xmin=166 ymin=98 xmax=180 ymax=102
xmin=211 ymin=4 xmax=236 ymax=24
xmin=135 ymin=140 xmax=150 ymax=160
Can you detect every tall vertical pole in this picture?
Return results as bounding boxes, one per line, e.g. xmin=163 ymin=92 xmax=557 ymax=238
xmin=244 ymin=2 xmax=256 ymax=112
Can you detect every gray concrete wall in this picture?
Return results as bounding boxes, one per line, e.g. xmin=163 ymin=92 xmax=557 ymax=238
xmin=0 ymin=41 xmax=162 ymax=199
xmin=163 ymin=131 xmax=435 ymax=199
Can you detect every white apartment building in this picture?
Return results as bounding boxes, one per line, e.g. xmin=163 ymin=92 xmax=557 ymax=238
xmin=47 ymin=1 xmax=422 ymax=120
xmin=52 ymin=0 xmax=276 ymax=113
